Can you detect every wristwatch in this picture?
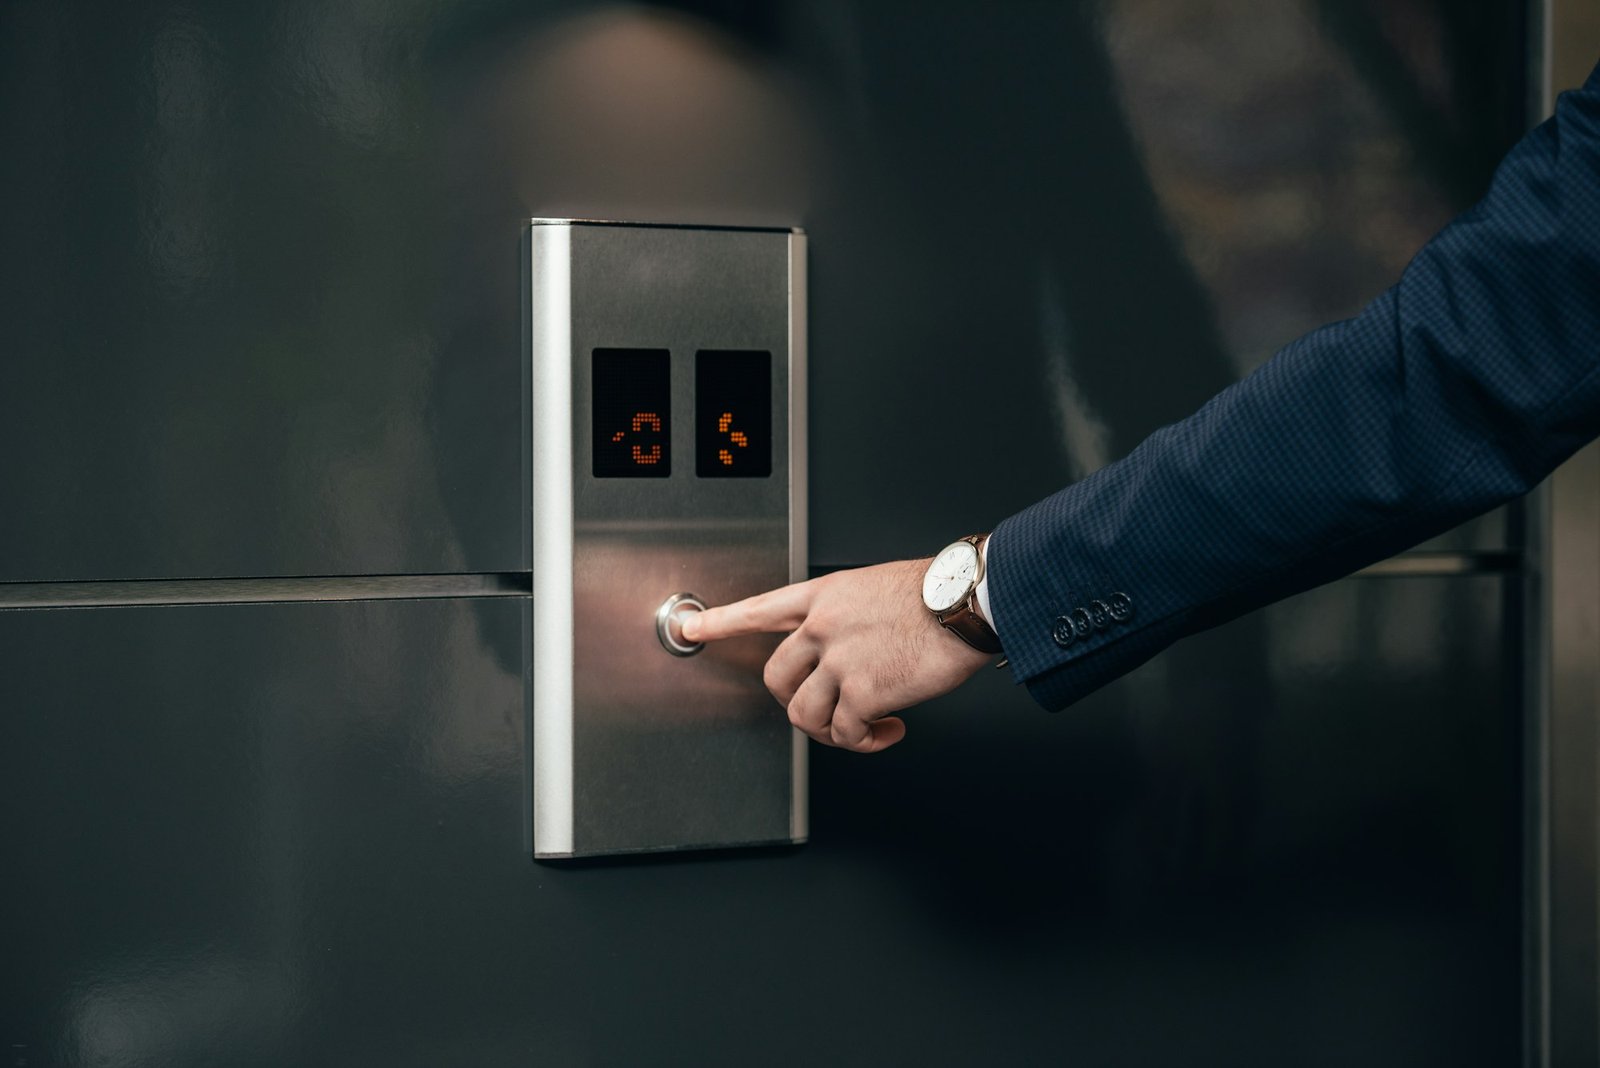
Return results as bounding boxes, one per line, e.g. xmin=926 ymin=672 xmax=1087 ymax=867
xmin=921 ymin=534 xmax=1003 ymax=654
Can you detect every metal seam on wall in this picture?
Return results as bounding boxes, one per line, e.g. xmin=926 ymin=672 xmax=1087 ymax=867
xmin=0 ymin=551 xmax=1519 ymax=611
xmin=1349 ymin=550 xmax=1522 ymax=577
xmin=0 ymin=573 xmax=531 ymax=610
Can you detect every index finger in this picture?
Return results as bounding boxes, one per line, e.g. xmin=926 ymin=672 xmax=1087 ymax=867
xmin=682 ymin=581 xmax=814 ymax=642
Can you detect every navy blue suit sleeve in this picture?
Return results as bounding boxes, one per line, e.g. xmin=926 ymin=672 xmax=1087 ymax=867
xmin=988 ymin=69 xmax=1600 ymax=713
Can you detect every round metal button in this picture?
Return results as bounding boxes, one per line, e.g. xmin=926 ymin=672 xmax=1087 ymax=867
xmin=1106 ymin=591 xmax=1134 ymax=623
xmin=656 ymin=592 xmax=707 ymax=656
xmin=1051 ymin=615 xmax=1075 ymax=648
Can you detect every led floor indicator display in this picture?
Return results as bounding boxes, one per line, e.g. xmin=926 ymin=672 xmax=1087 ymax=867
xmin=592 ymin=348 xmax=670 ymax=478
xmin=696 ymin=350 xmax=772 ymax=478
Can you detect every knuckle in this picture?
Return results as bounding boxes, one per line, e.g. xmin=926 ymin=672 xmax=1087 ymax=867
xmin=762 ymin=658 xmax=786 ymax=695
xmin=836 ymin=680 xmax=871 ymax=720
xmin=796 ymin=614 xmax=827 ymax=642
xmin=787 ymin=689 xmax=827 ymax=731
xmin=804 ymin=702 xmax=833 ymax=733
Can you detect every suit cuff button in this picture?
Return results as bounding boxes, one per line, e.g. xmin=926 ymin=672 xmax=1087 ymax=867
xmin=1107 ymin=592 xmax=1134 ymax=623
xmin=1051 ymin=616 xmax=1076 ymax=648
xmin=1070 ymin=607 xmax=1093 ymax=638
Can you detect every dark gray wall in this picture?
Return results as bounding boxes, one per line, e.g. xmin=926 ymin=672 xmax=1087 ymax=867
xmin=1 ymin=1 xmax=1527 ymax=1064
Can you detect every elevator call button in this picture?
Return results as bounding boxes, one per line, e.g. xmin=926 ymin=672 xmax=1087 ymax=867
xmin=656 ymin=593 xmax=707 ymax=656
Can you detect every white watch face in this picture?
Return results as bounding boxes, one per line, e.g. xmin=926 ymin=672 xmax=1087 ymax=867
xmin=923 ymin=541 xmax=980 ymax=613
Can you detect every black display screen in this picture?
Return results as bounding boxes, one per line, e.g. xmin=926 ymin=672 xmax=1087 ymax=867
xmin=592 ymin=348 xmax=670 ymax=478
xmin=696 ymin=350 xmax=772 ymax=478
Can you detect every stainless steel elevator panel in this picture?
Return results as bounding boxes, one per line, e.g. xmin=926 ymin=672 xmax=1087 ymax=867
xmin=527 ymin=220 xmax=808 ymax=858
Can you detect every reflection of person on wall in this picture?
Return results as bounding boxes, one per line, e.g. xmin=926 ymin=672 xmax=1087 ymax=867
xmin=682 ymin=67 xmax=1600 ymax=753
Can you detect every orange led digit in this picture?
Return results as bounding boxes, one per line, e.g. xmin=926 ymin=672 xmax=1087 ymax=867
xmin=592 ymin=349 xmax=670 ymax=478
xmin=626 ymin=411 xmax=665 ymax=465
xmin=696 ymin=351 xmax=771 ymax=478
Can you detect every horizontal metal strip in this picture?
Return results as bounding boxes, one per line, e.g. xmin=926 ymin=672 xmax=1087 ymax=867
xmin=0 ymin=573 xmax=532 ymax=610
xmin=0 ymin=550 xmax=1519 ymax=611
xmin=1350 ymin=550 xmax=1522 ymax=577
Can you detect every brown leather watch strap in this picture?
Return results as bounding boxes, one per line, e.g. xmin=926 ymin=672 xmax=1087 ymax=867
xmin=938 ymin=600 xmax=1003 ymax=654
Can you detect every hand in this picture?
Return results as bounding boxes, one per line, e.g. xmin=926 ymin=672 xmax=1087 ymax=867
xmin=679 ymin=559 xmax=993 ymax=753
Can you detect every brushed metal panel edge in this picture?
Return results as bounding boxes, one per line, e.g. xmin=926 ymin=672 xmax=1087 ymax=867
xmin=530 ymin=217 xmax=800 ymax=234
xmin=1530 ymin=7 xmax=1600 ymax=1063
xmin=789 ymin=230 xmax=810 ymax=844
xmin=530 ymin=222 xmax=576 ymax=858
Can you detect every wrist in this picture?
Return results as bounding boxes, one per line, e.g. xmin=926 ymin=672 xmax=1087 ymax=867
xmin=921 ymin=534 xmax=1002 ymax=655
xmin=974 ymin=533 xmax=994 ymax=627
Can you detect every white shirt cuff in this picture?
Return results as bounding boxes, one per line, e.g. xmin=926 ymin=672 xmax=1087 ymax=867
xmin=975 ymin=533 xmax=995 ymax=628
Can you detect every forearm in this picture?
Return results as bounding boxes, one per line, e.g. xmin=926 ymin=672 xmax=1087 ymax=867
xmin=990 ymin=67 xmax=1600 ymax=711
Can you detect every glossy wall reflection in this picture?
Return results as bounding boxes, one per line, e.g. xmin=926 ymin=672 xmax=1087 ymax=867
xmin=0 ymin=579 xmax=1519 ymax=1065
xmin=0 ymin=0 xmax=1520 ymax=582
xmin=0 ymin=1 xmax=1527 ymax=1064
